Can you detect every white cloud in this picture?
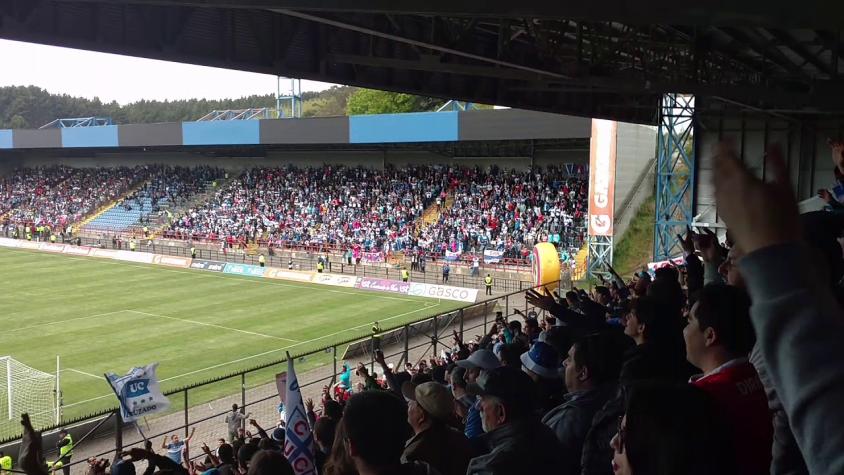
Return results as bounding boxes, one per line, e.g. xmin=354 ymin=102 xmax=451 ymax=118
xmin=0 ymin=39 xmax=337 ymax=104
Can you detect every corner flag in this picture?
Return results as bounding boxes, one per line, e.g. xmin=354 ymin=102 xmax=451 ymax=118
xmin=105 ymin=363 xmax=170 ymax=423
xmin=283 ymin=353 xmax=316 ymax=475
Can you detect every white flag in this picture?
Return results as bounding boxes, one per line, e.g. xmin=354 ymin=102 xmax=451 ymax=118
xmin=283 ymin=355 xmax=316 ymax=475
xmin=106 ymin=363 xmax=170 ymax=423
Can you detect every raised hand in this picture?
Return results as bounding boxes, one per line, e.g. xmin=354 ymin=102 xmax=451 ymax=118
xmin=305 ymin=398 xmax=315 ymax=412
xmin=713 ymin=142 xmax=799 ymax=254
xmin=677 ymin=226 xmax=696 ymax=255
xmin=695 ymin=228 xmax=724 ymax=263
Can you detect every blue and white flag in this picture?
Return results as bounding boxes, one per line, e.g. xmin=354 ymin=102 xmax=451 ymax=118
xmin=283 ymin=354 xmax=316 ymax=475
xmin=105 ymin=363 xmax=170 ymax=423
xmin=483 ymin=249 xmax=504 ymax=264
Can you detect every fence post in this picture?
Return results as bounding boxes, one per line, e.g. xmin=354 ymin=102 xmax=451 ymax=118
xmin=403 ymin=324 xmax=410 ymax=365
xmin=183 ymin=389 xmax=189 ymax=437
xmin=332 ymin=346 xmax=338 ymax=386
xmin=369 ymin=335 xmax=376 ymax=373
xmin=432 ymin=315 xmax=438 ymax=356
xmin=114 ymin=410 xmax=123 ymax=458
xmin=505 ymin=294 xmax=510 ymax=318
xmin=241 ymin=373 xmax=246 ymax=413
xmin=459 ymin=309 xmax=464 ymax=339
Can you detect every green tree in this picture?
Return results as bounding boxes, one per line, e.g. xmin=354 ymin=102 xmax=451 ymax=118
xmin=346 ymin=88 xmax=440 ymax=115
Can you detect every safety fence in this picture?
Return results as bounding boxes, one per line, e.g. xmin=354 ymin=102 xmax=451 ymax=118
xmin=0 ymin=282 xmax=559 ymax=475
xmin=75 ymin=236 xmax=535 ymax=293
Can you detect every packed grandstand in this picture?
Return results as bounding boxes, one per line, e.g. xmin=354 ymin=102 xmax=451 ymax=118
xmin=0 ymin=164 xmax=588 ymax=264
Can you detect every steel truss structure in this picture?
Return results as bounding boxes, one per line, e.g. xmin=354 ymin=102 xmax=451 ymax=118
xmin=40 ymin=117 xmax=114 ymax=129
xmin=654 ymin=94 xmax=695 ymax=261
xmin=587 ymin=235 xmax=613 ymax=280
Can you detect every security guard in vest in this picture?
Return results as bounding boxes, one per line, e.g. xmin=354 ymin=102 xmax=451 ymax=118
xmin=316 ymin=260 xmax=325 ymax=273
xmin=191 ymin=246 xmax=197 ymax=259
xmin=485 ymin=274 xmax=494 ymax=295
xmin=129 ymin=239 xmax=137 ymax=252
xmin=49 ymin=429 xmax=73 ymax=475
xmin=143 ymin=226 xmax=149 ymax=237
xmin=288 ymin=258 xmax=294 ymax=270
xmin=0 ymin=451 xmax=12 ymax=475
xmin=50 ymin=234 xmax=56 ymax=244
xmin=401 ymin=268 xmax=409 ymax=282
xmin=259 ymin=254 xmax=266 ymax=267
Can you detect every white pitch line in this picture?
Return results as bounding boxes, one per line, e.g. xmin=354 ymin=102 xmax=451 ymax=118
xmin=126 ymin=309 xmax=300 ymax=343
xmin=64 ymin=368 xmax=101 ymax=379
xmin=62 ymin=300 xmax=443 ymax=409
xmin=27 ymin=248 xmax=425 ymax=303
xmin=6 ymin=310 xmax=128 ymax=334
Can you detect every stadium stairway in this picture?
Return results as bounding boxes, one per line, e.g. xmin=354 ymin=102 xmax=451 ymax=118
xmin=571 ymin=245 xmax=589 ymax=281
xmin=78 ymin=181 xmax=149 ymax=233
xmin=149 ymin=175 xmax=229 ymax=239
xmin=418 ymin=192 xmax=454 ymax=227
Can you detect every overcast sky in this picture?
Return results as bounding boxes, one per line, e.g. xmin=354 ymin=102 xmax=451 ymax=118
xmin=0 ymin=39 xmax=338 ymax=104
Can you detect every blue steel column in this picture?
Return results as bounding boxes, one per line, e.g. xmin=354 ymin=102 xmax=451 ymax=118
xmin=653 ymin=94 xmax=696 ymax=261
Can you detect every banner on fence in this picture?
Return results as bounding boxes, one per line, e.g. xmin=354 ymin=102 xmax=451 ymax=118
xmin=483 ymin=249 xmax=504 ymax=264
xmin=91 ymin=248 xmax=118 ymax=258
xmin=407 ymin=283 xmax=478 ymax=303
xmin=190 ymin=259 xmax=226 ymax=272
xmin=266 ymin=269 xmax=314 ymax=282
xmin=0 ymin=238 xmax=19 ymax=248
xmin=62 ymin=245 xmax=92 ymax=256
xmin=223 ymin=263 xmax=267 ymax=277
xmin=113 ymin=250 xmax=155 ymax=264
xmin=39 ymin=243 xmax=65 ymax=253
xmin=105 ymin=363 xmax=170 ymax=423
xmin=153 ymin=255 xmax=191 ymax=268
xmin=647 ymin=256 xmax=685 ymax=273
xmin=311 ymin=273 xmax=358 ymax=288
xmin=361 ymin=251 xmax=384 ymax=263
xmin=356 ymin=277 xmax=410 ymax=294
xmin=445 ymin=250 xmax=461 ymax=261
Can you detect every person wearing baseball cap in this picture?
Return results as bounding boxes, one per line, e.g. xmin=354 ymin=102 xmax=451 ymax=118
xmin=455 ymin=349 xmax=500 ymax=383
xmin=520 ymin=341 xmax=566 ymax=413
xmin=401 ymin=382 xmax=473 ymax=475
xmin=465 ymin=366 xmax=564 ymax=475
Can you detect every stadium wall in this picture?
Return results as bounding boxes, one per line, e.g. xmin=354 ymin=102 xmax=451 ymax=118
xmin=613 ymin=123 xmax=658 ymax=238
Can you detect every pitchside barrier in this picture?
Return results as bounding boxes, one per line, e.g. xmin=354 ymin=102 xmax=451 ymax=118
xmin=72 ymin=236 xmax=536 ymax=292
xmin=0 ymin=281 xmax=561 ymax=475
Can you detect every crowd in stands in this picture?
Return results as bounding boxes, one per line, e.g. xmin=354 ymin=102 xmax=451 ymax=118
xmin=18 ymin=141 xmax=844 ymax=475
xmin=0 ymin=165 xmax=147 ymax=234
xmin=168 ymin=165 xmax=588 ymax=260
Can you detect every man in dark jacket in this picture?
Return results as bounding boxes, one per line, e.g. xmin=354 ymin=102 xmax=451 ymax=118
xmin=542 ymin=332 xmax=622 ymax=475
xmin=402 ymin=382 xmax=473 ymax=475
xmin=466 ymin=367 xmax=564 ymax=475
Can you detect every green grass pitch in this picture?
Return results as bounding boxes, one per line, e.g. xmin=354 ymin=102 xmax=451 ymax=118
xmin=0 ymin=247 xmax=459 ymax=431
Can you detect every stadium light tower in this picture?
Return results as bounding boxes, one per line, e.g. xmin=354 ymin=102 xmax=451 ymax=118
xmin=277 ymin=77 xmax=303 ymax=118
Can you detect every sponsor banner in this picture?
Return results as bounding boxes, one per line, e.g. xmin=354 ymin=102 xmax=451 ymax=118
xmin=113 ymin=250 xmax=155 ymax=264
xmin=223 ymin=263 xmax=267 ymax=278
xmin=357 ymin=277 xmax=410 ymax=294
xmin=361 ymin=251 xmax=384 ymax=263
xmin=0 ymin=238 xmax=20 ymax=248
xmin=39 ymin=243 xmax=66 ymax=253
xmin=407 ymin=283 xmax=478 ymax=303
xmin=265 ymin=269 xmax=314 ymax=282
xmin=445 ymin=250 xmax=461 ymax=261
xmin=190 ymin=259 xmax=227 ymax=272
xmin=153 ymin=255 xmax=191 ymax=268
xmin=17 ymin=241 xmax=40 ymax=250
xmin=91 ymin=248 xmax=118 ymax=258
xmin=311 ymin=273 xmax=359 ymax=288
xmin=62 ymin=245 xmax=92 ymax=257
xmin=588 ymin=119 xmax=617 ymax=236
xmin=483 ymin=249 xmax=504 ymax=264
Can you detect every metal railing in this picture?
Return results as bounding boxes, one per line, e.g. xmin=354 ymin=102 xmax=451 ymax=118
xmin=0 ymin=282 xmax=558 ymax=475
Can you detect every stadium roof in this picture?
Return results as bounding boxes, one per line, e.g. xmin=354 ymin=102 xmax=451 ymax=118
xmin=1 ymin=1 xmax=843 ymax=124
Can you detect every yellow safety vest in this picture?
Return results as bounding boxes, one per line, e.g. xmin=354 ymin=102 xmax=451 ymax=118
xmin=401 ymin=270 xmax=409 ymax=280
xmin=259 ymin=255 xmax=266 ymax=264
xmin=129 ymin=241 xmax=136 ymax=251
xmin=50 ymin=235 xmax=56 ymax=243
xmin=191 ymin=247 xmax=196 ymax=256
xmin=59 ymin=434 xmax=73 ymax=458
xmin=143 ymin=226 xmax=149 ymax=234
xmin=485 ymin=276 xmax=493 ymax=286
xmin=317 ymin=262 xmax=324 ymax=271
xmin=0 ymin=455 xmax=12 ymax=470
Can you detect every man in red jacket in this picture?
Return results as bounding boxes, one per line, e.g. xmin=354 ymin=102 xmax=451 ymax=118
xmin=684 ymin=284 xmax=773 ymax=475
